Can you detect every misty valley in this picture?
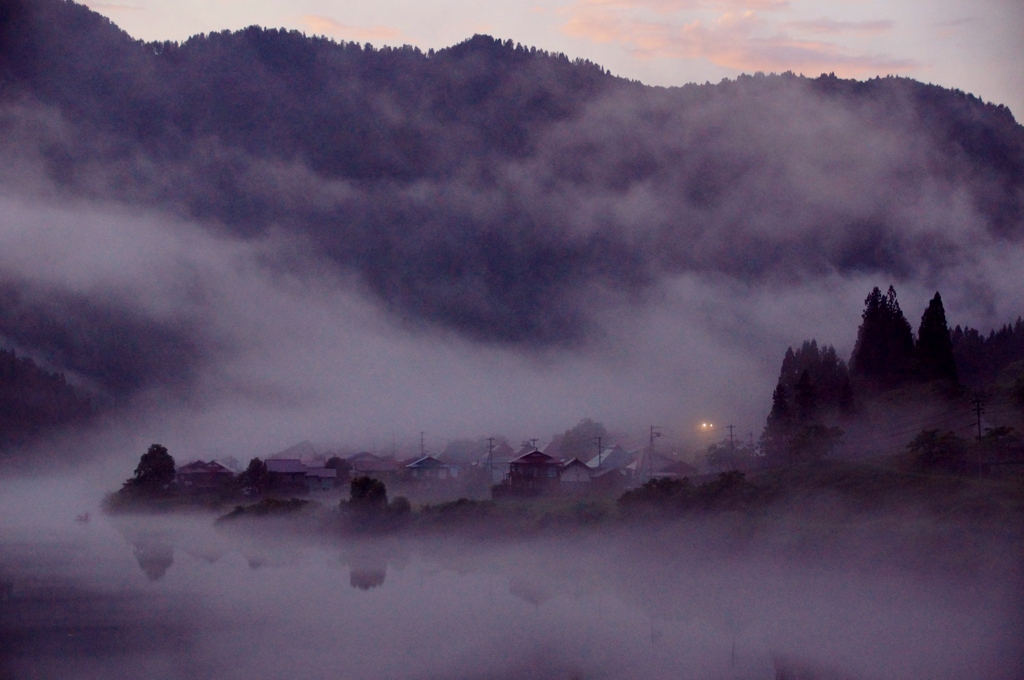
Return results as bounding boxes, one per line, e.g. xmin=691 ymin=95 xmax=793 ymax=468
xmin=2 ymin=0 xmax=1024 ymax=678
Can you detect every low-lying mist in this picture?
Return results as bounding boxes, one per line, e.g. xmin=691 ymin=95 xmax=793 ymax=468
xmin=1 ymin=476 xmax=1021 ymax=680
xmin=4 ymin=186 xmax=1024 ymax=467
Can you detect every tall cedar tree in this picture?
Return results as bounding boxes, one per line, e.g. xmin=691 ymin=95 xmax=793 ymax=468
xmin=238 ymin=457 xmax=270 ymax=494
xmin=761 ymin=383 xmax=794 ymax=463
xmin=850 ymin=286 xmax=915 ymax=387
xmin=915 ymin=292 xmax=958 ymax=383
xmin=776 ymin=340 xmax=852 ymax=414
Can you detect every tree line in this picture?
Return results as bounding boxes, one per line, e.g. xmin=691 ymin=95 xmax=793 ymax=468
xmin=0 ymin=348 xmax=93 ymax=451
xmin=759 ymin=286 xmax=1023 ymax=468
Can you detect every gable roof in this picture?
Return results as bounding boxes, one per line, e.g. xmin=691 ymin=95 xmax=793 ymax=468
xmin=561 ymin=458 xmax=590 ymax=471
xmin=511 ymin=450 xmax=558 ymax=465
xmin=585 ymin=445 xmax=632 ymax=469
xmin=406 ymin=456 xmax=445 ymax=469
xmin=629 ymin=450 xmax=693 ymax=476
xmin=177 ymin=460 xmax=234 ymax=475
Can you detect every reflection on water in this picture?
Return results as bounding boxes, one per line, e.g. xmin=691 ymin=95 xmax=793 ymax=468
xmin=132 ymin=540 xmax=174 ymax=581
xmin=350 ymin=566 xmax=386 ymax=590
xmin=509 ymin=576 xmax=552 ymax=607
xmin=0 ymin=502 xmax=1019 ymax=680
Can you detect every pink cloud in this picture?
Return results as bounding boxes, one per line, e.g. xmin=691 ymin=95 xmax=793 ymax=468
xmin=301 ymin=15 xmax=403 ymax=42
xmin=562 ymin=6 xmax=916 ymax=76
xmin=579 ymin=0 xmax=789 ymax=12
xmin=783 ymin=18 xmax=894 ymax=35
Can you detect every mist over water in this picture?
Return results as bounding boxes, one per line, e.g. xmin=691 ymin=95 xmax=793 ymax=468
xmin=1 ymin=477 xmax=1021 ymax=680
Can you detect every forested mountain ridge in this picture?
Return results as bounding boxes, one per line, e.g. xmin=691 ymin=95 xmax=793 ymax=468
xmin=0 ymin=347 xmax=92 ymax=449
xmin=0 ymin=0 xmax=621 ymax=183
xmin=0 ymin=0 xmax=1023 ymax=411
xmin=952 ymin=319 xmax=1024 ymax=388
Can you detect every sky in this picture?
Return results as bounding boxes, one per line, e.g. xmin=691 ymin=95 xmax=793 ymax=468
xmin=85 ymin=0 xmax=1024 ymax=119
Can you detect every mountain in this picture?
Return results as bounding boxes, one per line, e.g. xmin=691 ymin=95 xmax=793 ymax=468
xmin=0 ymin=347 xmax=92 ymax=449
xmin=0 ymin=0 xmax=1022 ymax=409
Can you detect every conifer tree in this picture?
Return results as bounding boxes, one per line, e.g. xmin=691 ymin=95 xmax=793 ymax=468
xmin=794 ymin=369 xmax=817 ymax=422
xmin=761 ymin=382 xmax=793 ymax=464
xmin=915 ymin=292 xmax=958 ymax=383
xmin=850 ymin=286 xmax=915 ymax=387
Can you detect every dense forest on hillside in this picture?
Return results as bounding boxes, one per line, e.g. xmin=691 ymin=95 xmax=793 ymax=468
xmin=761 ymin=286 xmax=1024 ymax=470
xmin=0 ymin=348 xmax=92 ymax=449
xmin=952 ymin=319 xmax=1024 ymax=387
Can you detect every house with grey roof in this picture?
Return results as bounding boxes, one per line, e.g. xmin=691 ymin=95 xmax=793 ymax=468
xmin=559 ymin=458 xmax=592 ymax=490
xmin=266 ymin=458 xmax=308 ymax=492
xmin=585 ymin=444 xmax=633 ymax=471
xmin=304 ymin=466 xmax=338 ymax=492
xmin=404 ymin=456 xmax=452 ymax=481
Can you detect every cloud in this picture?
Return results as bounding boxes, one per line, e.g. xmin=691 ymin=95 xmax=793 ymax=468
xmin=562 ymin=5 xmax=916 ymax=75
xmin=577 ymin=0 xmax=789 ymax=12
xmin=934 ymin=16 xmax=982 ymax=39
xmin=783 ymin=18 xmax=894 ymax=36
xmin=300 ymin=15 xmax=403 ymax=42
xmin=82 ymin=3 xmax=143 ymax=11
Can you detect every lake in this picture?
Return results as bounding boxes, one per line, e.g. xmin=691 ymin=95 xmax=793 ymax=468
xmin=1 ymin=478 xmax=1021 ymax=679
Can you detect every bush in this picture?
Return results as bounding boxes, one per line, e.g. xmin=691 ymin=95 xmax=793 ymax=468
xmin=618 ymin=477 xmax=693 ymax=509
xmin=348 ymin=476 xmax=388 ymax=508
xmin=390 ymin=496 xmax=411 ymax=515
xmin=908 ymin=429 xmax=969 ymax=473
xmin=217 ymin=498 xmax=312 ymax=522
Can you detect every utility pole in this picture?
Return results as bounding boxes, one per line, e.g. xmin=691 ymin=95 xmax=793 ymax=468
xmin=727 ymin=425 xmax=735 ymax=454
xmin=420 ymin=431 xmax=425 ymax=459
xmin=529 ymin=438 xmax=538 ymax=450
xmin=972 ymin=395 xmax=984 ymax=479
xmin=648 ymin=426 xmax=662 ymax=482
xmin=486 ymin=437 xmax=495 ymax=477
xmin=595 ymin=436 xmax=604 ymax=467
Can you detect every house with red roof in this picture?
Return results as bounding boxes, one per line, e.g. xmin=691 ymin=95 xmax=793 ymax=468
xmin=175 ymin=460 xmax=235 ymax=493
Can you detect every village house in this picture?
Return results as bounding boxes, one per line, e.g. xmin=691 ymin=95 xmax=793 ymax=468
xmin=175 ymin=460 xmax=235 ymax=492
xmin=266 ymin=458 xmax=308 ymax=492
xmin=629 ymin=450 xmax=698 ymax=485
xmin=585 ymin=444 xmax=632 ymax=472
xmin=347 ymin=451 xmax=399 ymax=481
xmin=559 ymin=458 xmax=592 ymax=491
xmin=507 ymin=450 xmax=562 ymax=493
xmin=304 ymin=466 xmax=338 ymax=492
xmin=404 ymin=456 xmax=452 ymax=481
xmin=591 ymin=467 xmax=628 ymax=493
